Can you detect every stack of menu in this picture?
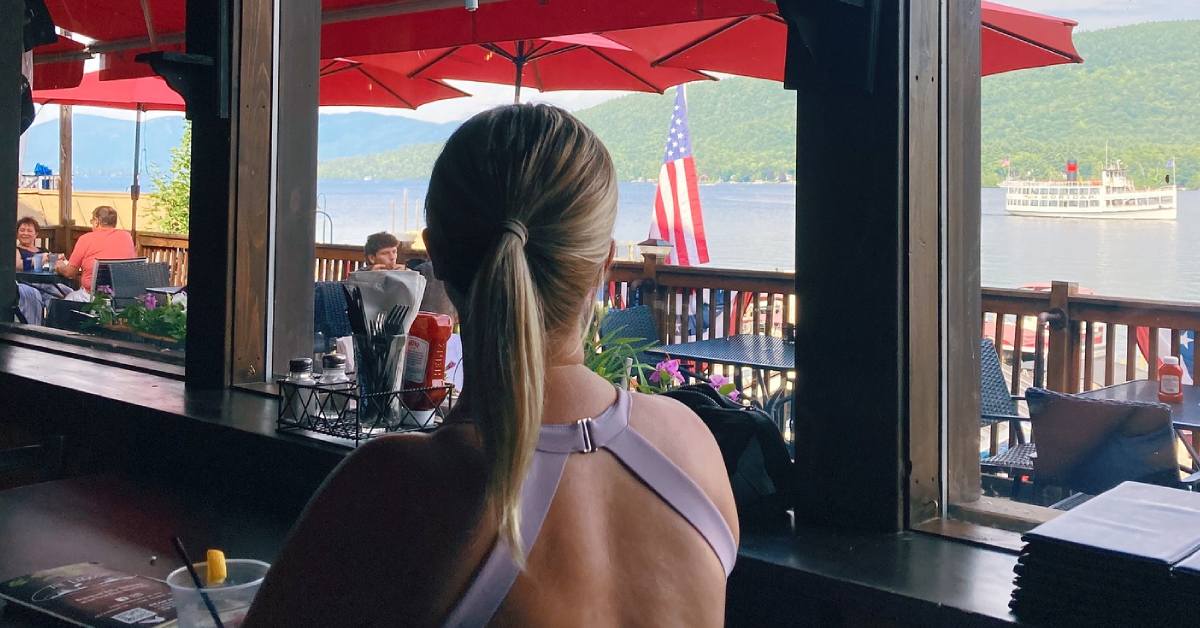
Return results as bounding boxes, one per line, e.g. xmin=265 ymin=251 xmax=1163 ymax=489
xmin=1175 ymin=550 xmax=1200 ymax=610
xmin=1010 ymin=481 xmax=1200 ymax=626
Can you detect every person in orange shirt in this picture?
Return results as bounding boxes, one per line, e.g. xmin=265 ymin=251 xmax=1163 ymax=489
xmin=55 ymin=206 xmax=137 ymax=293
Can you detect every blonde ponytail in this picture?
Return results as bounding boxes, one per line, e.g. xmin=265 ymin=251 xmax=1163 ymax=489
xmin=463 ymin=224 xmax=545 ymax=561
xmin=426 ymin=104 xmax=618 ymax=563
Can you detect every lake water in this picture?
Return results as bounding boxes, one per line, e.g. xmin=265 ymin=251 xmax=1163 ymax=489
xmin=71 ymin=176 xmax=1200 ymax=301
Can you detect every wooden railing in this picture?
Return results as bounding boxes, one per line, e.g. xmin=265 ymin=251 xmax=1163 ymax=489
xmin=606 ymin=257 xmax=796 ymax=346
xmin=34 ymin=226 xmax=429 ymax=286
xmin=982 ymin=281 xmax=1200 ymax=395
xmin=33 ymin=221 xmax=1200 ymax=399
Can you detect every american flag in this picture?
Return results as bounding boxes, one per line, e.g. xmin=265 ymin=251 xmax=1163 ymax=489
xmin=650 ymin=86 xmax=709 ymax=266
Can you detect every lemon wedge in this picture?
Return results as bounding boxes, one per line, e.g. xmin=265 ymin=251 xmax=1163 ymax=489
xmin=206 ymin=549 xmax=227 ymax=585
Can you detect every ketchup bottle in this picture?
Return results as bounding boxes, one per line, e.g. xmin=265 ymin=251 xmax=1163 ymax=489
xmin=1158 ymin=356 xmax=1184 ymax=404
xmin=403 ymin=312 xmax=454 ymax=411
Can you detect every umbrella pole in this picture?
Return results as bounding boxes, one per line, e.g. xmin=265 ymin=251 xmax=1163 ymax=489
xmin=513 ymin=60 xmax=523 ymax=104
xmin=131 ymin=105 xmax=142 ymax=238
xmin=513 ymin=41 xmax=524 ymax=104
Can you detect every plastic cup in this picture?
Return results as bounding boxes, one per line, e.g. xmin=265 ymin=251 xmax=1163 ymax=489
xmin=166 ymin=559 xmax=270 ymax=628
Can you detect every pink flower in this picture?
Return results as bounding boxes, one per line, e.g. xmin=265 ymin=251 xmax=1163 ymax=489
xmin=143 ymin=293 xmax=158 ymax=310
xmin=649 ymin=358 xmax=683 ymax=386
xmin=708 ymin=374 xmax=741 ymax=402
xmin=97 ymin=285 xmax=113 ymax=296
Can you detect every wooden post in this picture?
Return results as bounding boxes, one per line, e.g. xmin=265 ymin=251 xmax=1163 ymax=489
xmin=1045 ymin=280 xmax=1079 ymax=392
xmin=782 ymin=0 xmax=908 ymax=532
xmin=641 ymin=252 xmax=668 ymax=343
xmin=946 ymin=0 xmax=984 ymax=509
xmin=0 ymin=0 xmax=19 ymax=319
xmin=58 ymin=105 xmax=73 ymax=226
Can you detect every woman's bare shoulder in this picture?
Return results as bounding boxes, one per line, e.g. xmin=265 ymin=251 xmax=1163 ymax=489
xmin=625 ymin=391 xmax=739 ymax=541
xmin=244 ymin=427 xmax=487 ymax=626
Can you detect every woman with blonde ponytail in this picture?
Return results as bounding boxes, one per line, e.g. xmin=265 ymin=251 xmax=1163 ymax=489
xmin=248 ymin=105 xmax=737 ymax=628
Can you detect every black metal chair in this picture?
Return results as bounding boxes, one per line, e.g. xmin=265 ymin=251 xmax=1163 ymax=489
xmin=91 ymin=257 xmax=148 ymax=295
xmin=980 ymin=338 xmax=1028 ymax=455
xmin=599 ymin=305 xmax=663 ymax=368
xmin=106 ymin=261 xmax=170 ymax=308
xmin=984 ymin=388 xmax=1200 ymax=505
xmin=978 ymin=338 xmax=1036 ymax=497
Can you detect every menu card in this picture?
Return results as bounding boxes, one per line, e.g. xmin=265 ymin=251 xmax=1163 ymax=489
xmin=0 ymin=563 xmax=176 ymax=627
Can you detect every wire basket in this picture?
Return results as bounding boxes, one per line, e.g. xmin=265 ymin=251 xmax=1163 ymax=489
xmin=277 ymin=379 xmax=455 ymax=447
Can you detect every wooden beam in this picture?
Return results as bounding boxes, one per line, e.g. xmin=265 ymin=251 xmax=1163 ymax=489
xmin=946 ymin=0 xmax=984 ymax=506
xmin=231 ymin=0 xmax=274 ymax=383
xmin=0 ymin=0 xmax=18 ymax=319
xmin=182 ymin=0 xmax=236 ymax=388
xmin=58 ymin=105 xmax=73 ymax=226
xmin=907 ymin=0 xmax=941 ymax=525
xmin=782 ymin=0 xmax=907 ymax=532
xmin=269 ymin=0 xmax=320 ymax=376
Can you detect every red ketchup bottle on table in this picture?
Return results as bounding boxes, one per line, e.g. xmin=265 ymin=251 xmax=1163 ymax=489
xmin=403 ymin=312 xmax=454 ymax=411
xmin=1158 ymin=356 xmax=1184 ymax=404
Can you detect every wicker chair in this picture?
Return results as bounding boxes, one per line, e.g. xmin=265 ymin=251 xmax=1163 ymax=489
xmin=599 ymin=305 xmax=663 ymax=369
xmin=978 ymin=338 xmax=1035 ymax=498
xmin=107 ymin=261 xmax=170 ymax=308
xmin=979 ymin=338 xmax=1029 ymax=455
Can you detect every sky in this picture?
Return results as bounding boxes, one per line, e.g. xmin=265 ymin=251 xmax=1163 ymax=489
xmin=999 ymin=0 xmax=1200 ymax=31
xmin=29 ymin=0 xmax=1199 ymax=127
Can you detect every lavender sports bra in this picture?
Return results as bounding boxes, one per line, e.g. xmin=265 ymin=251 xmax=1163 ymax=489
xmin=441 ymin=389 xmax=737 ymax=628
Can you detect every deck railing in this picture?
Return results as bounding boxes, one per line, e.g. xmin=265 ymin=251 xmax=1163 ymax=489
xmin=35 ymin=226 xmax=429 ymax=285
xmin=982 ymin=281 xmax=1200 ymax=394
xmin=33 ymin=222 xmax=1200 ymax=398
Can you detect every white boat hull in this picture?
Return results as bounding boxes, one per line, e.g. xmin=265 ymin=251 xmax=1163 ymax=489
xmin=1007 ymin=206 xmax=1176 ymax=220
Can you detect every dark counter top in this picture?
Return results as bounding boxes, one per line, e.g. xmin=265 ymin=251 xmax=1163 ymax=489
xmin=0 ymin=340 xmax=1024 ymax=627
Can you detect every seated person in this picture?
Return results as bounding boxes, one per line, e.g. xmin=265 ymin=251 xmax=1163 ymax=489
xmin=246 ymin=105 xmax=737 ymax=626
xmin=14 ymin=216 xmax=48 ymax=271
xmin=15 ymin=283 xmax=44 ymax=326
xmin=54 ymin=205 xmax=136 ymax=294
xmin=363 ymin=232 xmax=401 ymax=271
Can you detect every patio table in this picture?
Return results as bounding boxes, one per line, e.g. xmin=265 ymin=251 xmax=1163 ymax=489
xmin=1078 ymin=379 xmax=1200 ymax=471
xmin=15 ymin=271 xmax=72 ymax=288
xmin=646 ymin=335 xmax=794 ymax=429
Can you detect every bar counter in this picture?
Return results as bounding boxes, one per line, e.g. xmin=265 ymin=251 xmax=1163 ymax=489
xmin=0 ymin=342 xmax=1020 ymax=626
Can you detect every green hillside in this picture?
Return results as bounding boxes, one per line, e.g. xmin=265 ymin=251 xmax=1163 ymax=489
xmin=320 ymin=20 xmax=1200 ymax=186
xmin=982 ymin=20 xmax=1200 ymax=187
xmin=319 ymin=77 xmax=798 ymax=182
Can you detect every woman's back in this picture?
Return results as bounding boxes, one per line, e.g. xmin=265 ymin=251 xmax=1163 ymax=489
xmin=245 ymin=103 xmax=738 ymax=627
xmin=246 ymin=368 xmax=736 ymax=626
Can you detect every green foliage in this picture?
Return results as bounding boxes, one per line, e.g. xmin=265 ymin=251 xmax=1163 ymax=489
xmin=121 ymin=297 xmax=187 ymax=343
xmin=318 ymin=77 xmax=798 ymax=183
xmin=79 ymin=291 xmax=187 ymax=343
xmin=583 ymin=307 xmax=654 ymax=385
xmin=150 ymin=122 xmax=192 ymax=234
xmin=318 ymin=142 xmax=447 ymax=181
xmin=80 ymin=290 xmax=119 ymax=328
xmin=982 ymin=21 xmax=1200 ymax=188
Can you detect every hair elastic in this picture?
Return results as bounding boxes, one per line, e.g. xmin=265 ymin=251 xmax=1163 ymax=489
xmin=499 ymin=219 xmax=529 ymax=246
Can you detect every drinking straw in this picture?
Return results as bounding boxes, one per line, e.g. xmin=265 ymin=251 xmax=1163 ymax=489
xmin=171 ymin=537 xmax=226 ymax=628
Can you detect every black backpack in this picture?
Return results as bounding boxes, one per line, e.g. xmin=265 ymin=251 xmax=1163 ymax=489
xmin=663 ymin=384 xmax=795 ymax=528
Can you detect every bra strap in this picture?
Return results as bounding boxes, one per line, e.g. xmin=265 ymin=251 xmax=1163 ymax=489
xmin=604 ymin=428 xmax=738 ymax=575
xmin=441 ymin=450 xmax=570 ymax=628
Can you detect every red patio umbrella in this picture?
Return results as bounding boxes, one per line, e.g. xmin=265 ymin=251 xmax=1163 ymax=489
xmin=604 ymin=1 xmax=1083 ymax=81
xmin=319 ymin=58 xmax=468 ymax=108
xmin=34 ymin=67 xmax=466 ymax=233
xmin=34 ymin=72 xmax=185 ymax=235
xmin=400 ymin=33 xmax=711 ymax=103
